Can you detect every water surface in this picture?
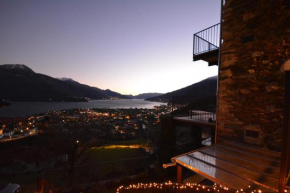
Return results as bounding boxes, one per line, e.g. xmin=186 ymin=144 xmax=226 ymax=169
xmin=0 ymin=99 xmax=166 ymax=117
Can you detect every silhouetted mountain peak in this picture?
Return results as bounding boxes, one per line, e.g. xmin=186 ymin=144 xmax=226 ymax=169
xmin=57 ymin=77 xmax=76 ymax=82
xmin=0 ymin=64 xmax=134 ymax=101
xmin=0 ymin=65 xmax=109 ymax=101
xmin=0 ymin=64 xmax=35 ymax=74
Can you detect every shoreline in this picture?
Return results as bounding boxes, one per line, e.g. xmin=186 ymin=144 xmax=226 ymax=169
xmin=0 ymin=99 xmax=167 ymax=118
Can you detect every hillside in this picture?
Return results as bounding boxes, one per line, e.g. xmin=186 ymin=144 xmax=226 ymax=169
xmin=0 ymin=64 xmax=109 ymax=102
xmin=146 ymin=76 xmax=217 ymax=102
xmin=101 ymin=89 xmax=131 ymax=99
xmin=58 ymin=78 xmax=129 ymax=99
xmin=125 ymin=93 xmax=163 ymax=99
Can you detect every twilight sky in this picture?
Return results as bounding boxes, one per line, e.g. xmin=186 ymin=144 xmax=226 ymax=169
xmin=0 ymin=0 xmax=220 ymax=95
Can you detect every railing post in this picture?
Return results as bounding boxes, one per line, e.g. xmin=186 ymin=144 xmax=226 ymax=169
xmin=208 ymin=42 xmax=210 ymax=51
xmin=279 ymin=60 xmax=290 ymax=193
xmin=193 ymin=34 xmax=195 ymax=59
xmin=177 ymin=165 xmax=183 ymax=183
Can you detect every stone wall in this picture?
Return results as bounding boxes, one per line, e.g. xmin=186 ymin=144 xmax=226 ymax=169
xmin=217 ymin=0 xmax=290 ymax=151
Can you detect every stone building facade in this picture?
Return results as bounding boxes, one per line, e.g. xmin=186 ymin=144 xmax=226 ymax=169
xmin=217 ymin=0 xmax=290 ymax=151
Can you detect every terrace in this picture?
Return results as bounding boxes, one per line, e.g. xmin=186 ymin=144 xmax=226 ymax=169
xmin=171 ymin=140 xmax=281 ymax=192
xmin=171 ymin=95 xmax=216 ymax=129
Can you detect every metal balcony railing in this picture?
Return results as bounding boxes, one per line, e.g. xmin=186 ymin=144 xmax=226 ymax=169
xmin=171 ymin=96 xmax=216 ymax=123
xmin=193 ymin=23 xmax=220 ymax=57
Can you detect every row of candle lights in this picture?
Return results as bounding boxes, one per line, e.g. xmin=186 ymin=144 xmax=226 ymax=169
xmin=116 ymin=181 xmax=279 ymax=193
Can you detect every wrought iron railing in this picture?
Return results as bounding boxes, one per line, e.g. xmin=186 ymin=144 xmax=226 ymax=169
xmin=171 ymin=96 xmax=216 ymax=123
xmin=193 ymin=23 xmax=220 ymax=56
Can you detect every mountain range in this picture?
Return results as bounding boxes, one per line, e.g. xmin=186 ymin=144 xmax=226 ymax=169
xmin=146 ymin=76 xmax=217 ymax=102
xmin=0 ymin=64 xmax=163 ymax=102
xmin=125 ymin=93 xmax=163 ymax=99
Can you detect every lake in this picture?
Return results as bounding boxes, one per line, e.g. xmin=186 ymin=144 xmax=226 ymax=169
xmin=0 ymin=99 xmax=167 ymax=117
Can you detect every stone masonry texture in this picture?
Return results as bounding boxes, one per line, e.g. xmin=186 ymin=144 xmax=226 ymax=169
xmin=217 ymin=0 xmax=290 ymax=151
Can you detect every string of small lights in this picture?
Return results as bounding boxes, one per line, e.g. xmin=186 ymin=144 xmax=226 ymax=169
xmin=116 ymin=181 xmax=278 ymax=193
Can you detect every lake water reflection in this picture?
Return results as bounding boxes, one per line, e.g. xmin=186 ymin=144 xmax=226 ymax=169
xmin=0 ymin=99 xmax=166 ymax=117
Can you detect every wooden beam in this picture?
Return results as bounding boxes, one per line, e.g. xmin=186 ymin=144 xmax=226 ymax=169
xmin=177 ymin=165 xmax=183 ymax=184
xmin=279 ymin=69 xmax=290 ymax=193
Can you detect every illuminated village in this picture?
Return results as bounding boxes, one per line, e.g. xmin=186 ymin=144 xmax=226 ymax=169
xmin=0 ymin=106 xmax=170 ymax=142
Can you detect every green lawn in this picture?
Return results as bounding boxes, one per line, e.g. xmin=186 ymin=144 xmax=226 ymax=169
xmin=42 ymin=148 xmax=149 ymax=189
xmin=105 ymin=138 xmax=148 ymax=146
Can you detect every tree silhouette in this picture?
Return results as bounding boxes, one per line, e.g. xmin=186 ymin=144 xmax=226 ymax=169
xmin=49 ymin=126 xmax=99 ymax=187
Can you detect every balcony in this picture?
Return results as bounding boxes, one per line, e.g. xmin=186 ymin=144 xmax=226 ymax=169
xmin=171 ymin=95 xmax=216 ymax=128
xmin=193 ymin=23 xmax=220 ymax=66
